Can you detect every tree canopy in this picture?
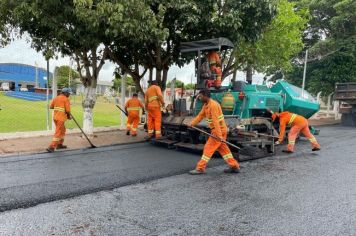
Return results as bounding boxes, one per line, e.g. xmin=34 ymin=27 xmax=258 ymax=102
xmin=286 ymin=0 xmax=356 ymax=95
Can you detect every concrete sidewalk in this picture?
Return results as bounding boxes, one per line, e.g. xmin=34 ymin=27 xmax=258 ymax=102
xmin=0 ymin=128 xmax=145 ymax=157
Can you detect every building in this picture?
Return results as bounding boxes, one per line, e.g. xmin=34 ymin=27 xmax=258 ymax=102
xmin=76 ymin=80 xmax=114 ymax=95
xmin=0 ymin=63 xmax=51 ymax=91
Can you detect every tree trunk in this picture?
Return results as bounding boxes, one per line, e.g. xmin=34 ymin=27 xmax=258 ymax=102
xmin=232 ymin=68 xmax=237 ymax=82
xmin=161 ymin=67 xmax=168 ymax=91
xmin=149 ymin=67 xmax=153 ymax=83
xmin=156 ymin=68 xmax=162 ymax=84
xmin=246 ymin=64 xmax=253 ymax=84
xmin=82 ymin=84 xmax=96 ymax=135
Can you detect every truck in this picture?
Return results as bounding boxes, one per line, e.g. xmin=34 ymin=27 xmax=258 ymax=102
xmin=334 ymin=82 xmax=356 ymax=126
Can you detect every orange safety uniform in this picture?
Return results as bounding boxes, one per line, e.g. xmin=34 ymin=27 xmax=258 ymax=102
xmin=125 ymin=97 xmax=144 ymax=136
xmin=145 ymin=84 xmax=164 ymax=138
xmin=49 ymin=94 xmax=71 ymax=149
xmin=191 ymin=99 xmax=240 ymax=171
xmin=277 ymin=111 xmax=320 ymax=152
xmin=207 ymin=51 xmax=222 ymax=88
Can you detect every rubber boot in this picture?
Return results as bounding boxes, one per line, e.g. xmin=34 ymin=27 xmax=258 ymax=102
xmin=126 ymin=131 xmax=130 ymax=136
xmin=57 ymin=144 xmax=67 ymax=149
xmin=46 ymin=147 xmax=55 ymax=153
xmin=312 ymin=147 xmax=320 ymax=151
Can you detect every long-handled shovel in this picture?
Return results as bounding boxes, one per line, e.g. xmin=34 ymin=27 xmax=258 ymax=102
xmin=190 ymin=126 xmax=241 ymax=150
xmin=116 ymin=105 xmax=128 ymax=116
xmin=70 ymin=114 xmax=97 ymax=148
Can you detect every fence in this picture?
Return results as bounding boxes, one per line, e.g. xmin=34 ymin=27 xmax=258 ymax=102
xmin=311 ymin=92 xmax=341 ymax=120
xmin=0 ymin=92 xmax=123 ymax=133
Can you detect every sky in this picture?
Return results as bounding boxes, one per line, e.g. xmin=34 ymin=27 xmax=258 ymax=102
xmin=0 ymin=36 xmax=264 ymax=85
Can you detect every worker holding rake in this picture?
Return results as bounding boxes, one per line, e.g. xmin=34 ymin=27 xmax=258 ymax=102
xmin=189 ymin=89 xmax=240 ymax=175
xmin=47 ymin=88 xmax=72 ymax=153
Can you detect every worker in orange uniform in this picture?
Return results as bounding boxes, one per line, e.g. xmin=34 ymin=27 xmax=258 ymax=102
xmin=145 ymin=81 xmax=164 ymax=139
xmin=271 ymin=110 xmax=321 ymax=153
xmin=189 ymin=89 xmax=240 ymax=174
xmin=207 ymin=50 xmax=222 ymax=88
xmin=47 ymin=88 xmax=72 ymax=152
xmin=125 ymin=93 xmax=144 ymax=136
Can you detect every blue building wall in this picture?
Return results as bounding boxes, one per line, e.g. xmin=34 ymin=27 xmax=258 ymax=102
xmin=0 ymin=63 xmax=52 ymax=91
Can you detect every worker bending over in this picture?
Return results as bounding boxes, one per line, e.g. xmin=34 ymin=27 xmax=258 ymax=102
xmin=207 ymin=50 xmax=222 ymax=88
xmin=271 ymin=111 xmax=321 ymax=153
xmin=125 ymin=93 xmax=144 ymax=136
xmin=189 ymin=89 xmax=240 ymax=174
xmin=145 ymin=81 xmax=164 ymax=139
xmin=47 ymin=88 xmax=72 ymax=152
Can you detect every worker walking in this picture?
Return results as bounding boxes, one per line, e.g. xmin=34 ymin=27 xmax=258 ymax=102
xmin=207 ymin=50 xmax=222 ymax=88
xmin=145 ymin=81 xmax=165 ymax=139
xmin=271 ymin=111 xmax=321 ymax=153
xmin=47 ymin=88 xmax=72 ymax=152
xmin=125 ymin=93 xmax=144 ymax=136
xmin=189 ymin=89 xmax=240 ymax=174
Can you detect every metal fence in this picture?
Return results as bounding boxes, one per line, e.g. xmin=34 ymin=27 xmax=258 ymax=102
xmin=0 ymin=92 xmax=123 ymax=133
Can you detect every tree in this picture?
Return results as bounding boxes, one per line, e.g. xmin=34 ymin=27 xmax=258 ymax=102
xmin=234 ymin=0 xmax=309 ymax=82
xmin=286 ymin=0 xmax=356 ymax=95
xmin=167 ymin=79 xmax=184 ymax=89
xmin=184 ymin=83 xmax=195 ymax=90
xmin=7 ymin=0 xmax=111 ymax=134
xmin=55 ymin=66 xmax=80 ymax=90
xmin=82 ymin=0 xmax=278 ymax=92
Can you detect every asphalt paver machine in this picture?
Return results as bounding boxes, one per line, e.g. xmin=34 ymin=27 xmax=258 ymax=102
xmin=153 ymin=38 xmax=320 ymax=160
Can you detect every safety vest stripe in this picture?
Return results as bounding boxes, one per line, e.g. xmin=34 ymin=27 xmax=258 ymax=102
xmin=127 ymin=107 xmax=140 ymax=111
xmin=131 ymin=128 xmax=137 ymax=131
xmin=309 ymin=138 xmax=317 ymax=143
xmin=54 ymin=107 xmax=65 ymax=112
xmin=209 ymin=60 xmax=216 ymax=65
xmin=52 ymin=137 xmax=61 ymax=141
xmin=288 ymin=140 xmax=296 ymax=145
xmin=201 ymin=155 xmax=210 ymax=162
xmin=223 ymin=153 xmax=233 ymax=160
xmin=288 ymin=114 xmax=297 ymax=126
xmin=155 ymin=130 xmax=161 ymax=134
xmin=149 ymin=96 xmax=158 ymax=102
xmin=148 ymin=129 xmax=154 ymax=134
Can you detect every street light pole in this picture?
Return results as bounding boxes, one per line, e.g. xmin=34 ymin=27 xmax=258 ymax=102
xmin=301 ymin=49 xmax=308 ymax=98
xmin=46 ymin=59 xmax=50 ymax=130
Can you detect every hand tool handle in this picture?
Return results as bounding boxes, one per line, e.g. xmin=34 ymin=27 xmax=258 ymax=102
xmin=70 ymin=114 xmax=97 ymax=148
xmin=190 ymin=126 xmax=241 ymax=150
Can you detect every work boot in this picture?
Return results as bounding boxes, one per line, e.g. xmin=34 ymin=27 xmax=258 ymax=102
xmin=189 ymin=169 xmax=206 ymax=175
xmin=126 ymin=131 xmax=130 ymax=136
xmin=57 ymin=144 xmax=67 ymax=149
xmin=282 ymin=150 xmax=293 ymax=154
xmin=312 ymin=147 xmax=320 ymax=152
xmin=223 ymin=167 xmax=240 ymax=174
xmin=46 ymin=147 xmax=55 ymax=153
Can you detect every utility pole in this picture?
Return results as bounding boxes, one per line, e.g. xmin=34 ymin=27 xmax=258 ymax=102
xmin=46 ymin=59 xmax=50 ymax=130
xmin=35 ymin=61 xmax=39 ymax=88
xmin=120 ymin=73 xmax=127 ymax=129
xmin=302 ymin=50 xmax=308 ymax=98
xmin=52 ymin=67 xmax=58 ymax=131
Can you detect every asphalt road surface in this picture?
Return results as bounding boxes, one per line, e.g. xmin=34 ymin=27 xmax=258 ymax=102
xmin=0 ymin=125 xmax=355 ymax=235
xmin=0 ymin=142 xmax=222 ymax=212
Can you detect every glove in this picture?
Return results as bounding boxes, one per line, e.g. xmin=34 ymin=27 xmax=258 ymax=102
xmin=275 ymin=141 xmax=281 ymax=145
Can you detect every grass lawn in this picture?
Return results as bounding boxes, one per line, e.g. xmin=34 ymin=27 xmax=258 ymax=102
xmin=0 ymin=93 xmax=121 ymax=133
